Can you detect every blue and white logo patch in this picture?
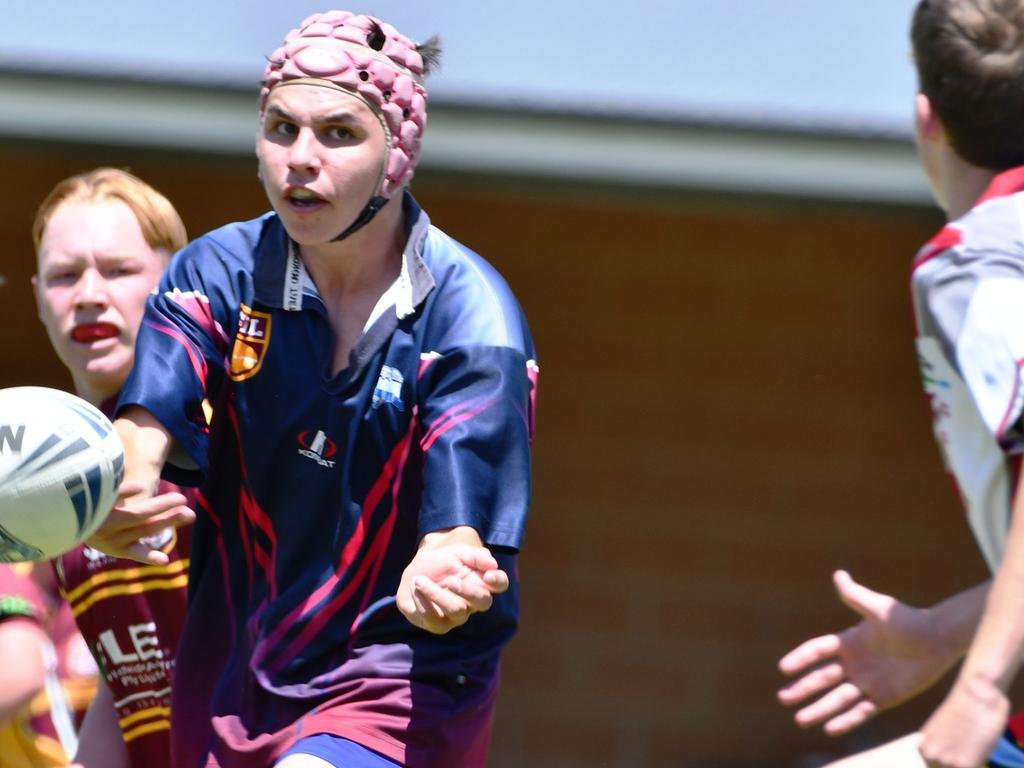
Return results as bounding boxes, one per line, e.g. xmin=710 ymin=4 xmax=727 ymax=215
xmin=372 ymin=365 xmax=405 ymax=411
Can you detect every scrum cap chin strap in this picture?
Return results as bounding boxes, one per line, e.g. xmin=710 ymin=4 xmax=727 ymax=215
xmin=332 ymin=195 xmax=388 ymax=242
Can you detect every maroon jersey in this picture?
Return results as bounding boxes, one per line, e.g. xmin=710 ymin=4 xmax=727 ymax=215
xmin=54 ymin=488 xmax=193 ymax=768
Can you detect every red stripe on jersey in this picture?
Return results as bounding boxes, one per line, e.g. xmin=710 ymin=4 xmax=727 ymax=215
xmin=228 ymin=405 xmax=279 ymax=599
xmin=195 ymin=491 xmax=237 ymax=645
xmin=912 ymin=226 xmax=962 ymax=271
xmin=349 ymin=419 xmax=418 ymax=638
xmin=144 ymin=319 xmax=209 ymax=396
xmin=240 ymin=491 xmax=278 ymax=578
xmin=909 ymin=226 xmax=963 ymax=337
xmin=420 ymin=402 xmax=468 ymax=448
xmin=418 ymin=356 xmax=438 ymax=379
xmin=254 ymin=545 xmax=273 ymax=574
xmin=236 ymin=494 xmax=255 ymax=592
xmin=257 ymin=417 xmax=418 ymax=673
xmin=346 ymin=417 xmax=416 ymax=569
xmin=527 ymin=364 xmax=539 ymax=443
xmin=270 ymin=500 xmax=400 ymax=673
xmin=420 ymin=398 xmax=496 ymax=452
xmin=165 ymin=290 xmax=229 ymax=353
xmin=974 ymin=166 xmax=1024 ymax=207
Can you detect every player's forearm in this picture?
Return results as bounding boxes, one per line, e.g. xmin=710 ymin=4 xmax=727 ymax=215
xmin=924 ymin=579 xmax=992 ymax=662
xmin=954 ymin=478 xmax=1024 ymax=694
xmin=957 ymin=569 xmax=1024 ymax=693
xmin=113 ymin=406 xmax=172 ymax=492
xmin=0 ymin=619 xmax=48 ymax=724
xmin=72 ymin=678 xmax=129 ymax=768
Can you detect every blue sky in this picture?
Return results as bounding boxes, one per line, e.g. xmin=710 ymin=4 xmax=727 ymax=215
xmin=0 ymin=1 xmax=920 ymax=133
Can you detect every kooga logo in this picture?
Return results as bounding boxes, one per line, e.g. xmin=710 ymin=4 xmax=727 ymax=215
xmin=0 ymin=425 xmax=24 ymax=454
xmin=297 ymin=430 xmax=337 ymax=468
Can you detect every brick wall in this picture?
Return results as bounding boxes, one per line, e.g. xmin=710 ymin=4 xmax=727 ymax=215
xmin=0 ymin=143 xmax=988 ymax=767
xmin=424 ymin=191 xmax=986 ymax=767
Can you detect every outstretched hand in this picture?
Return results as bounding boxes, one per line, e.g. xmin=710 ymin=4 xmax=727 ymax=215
xmin=397 ymin=529 xmax=509 ymax=635
xmin=85 ymin=479 xmax=195 ymax=565
xmin=777 ymin=570 xmax=957 ymax=736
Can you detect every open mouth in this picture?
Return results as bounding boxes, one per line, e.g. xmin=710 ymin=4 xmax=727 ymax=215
xmin=286 ymin=187 xmax=327 ymax=211
xmin=71 ymin=323 xmax=119 ymax=343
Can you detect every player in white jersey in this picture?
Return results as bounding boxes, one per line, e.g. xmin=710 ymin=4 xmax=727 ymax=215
xmin=777 ymin=1 xmax=1024 ymax=766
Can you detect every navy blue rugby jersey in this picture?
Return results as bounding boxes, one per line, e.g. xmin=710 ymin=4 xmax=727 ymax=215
xmin=117 ymin=196 xmax=537 ymax=767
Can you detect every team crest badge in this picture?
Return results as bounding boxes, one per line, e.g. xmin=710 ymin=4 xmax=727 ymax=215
xmin=230 ymin=304 xmax=272 ymax=381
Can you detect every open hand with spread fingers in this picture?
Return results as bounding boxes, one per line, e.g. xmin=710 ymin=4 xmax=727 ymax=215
xmin=777 ymin=570 xmax=963 ymax=736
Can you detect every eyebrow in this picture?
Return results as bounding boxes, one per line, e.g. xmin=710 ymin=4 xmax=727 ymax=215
xmin=265 ymin=106 xmax=361 ymax=124
xmin=321 ymin=111 xmax=361 ymax=125
xmin=265 ymin=105 xmax=295 ymax=122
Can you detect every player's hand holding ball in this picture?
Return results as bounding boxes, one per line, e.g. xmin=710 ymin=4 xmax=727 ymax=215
xmin=85 ymin=407 xmax=196 ymax=565
xmin=397 ymin=527 xmax=509 ymax=634
xmin=86 ymin=479 xmax=193 ymax=565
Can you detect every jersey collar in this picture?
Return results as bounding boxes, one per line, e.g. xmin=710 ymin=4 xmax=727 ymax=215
xmin=254 ymin=192 xmax=435 ymax=314
xmin=974 ymin=166 xmax=1024 ymax=207
xmin=915 ymin=166 xmax=1024 ymax=270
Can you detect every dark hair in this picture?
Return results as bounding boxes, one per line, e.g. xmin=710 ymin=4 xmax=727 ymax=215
xmin=912 ymin=0 xmax=1024 ymax=170
xmin=417 ymin=35 xmax=442 ymax=77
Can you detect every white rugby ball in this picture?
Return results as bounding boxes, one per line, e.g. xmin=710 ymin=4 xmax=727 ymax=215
xmin=0 ymin=387 xmax=123 ymax=562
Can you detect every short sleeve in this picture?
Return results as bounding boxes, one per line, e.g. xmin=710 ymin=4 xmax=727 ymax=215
xmin=956 ymin=278 xmax=1024 ymax=448
xmin=416 ymin=345 xmax=537 ymax=551
xmin=118 ymin=238 xmax=238 ymax=482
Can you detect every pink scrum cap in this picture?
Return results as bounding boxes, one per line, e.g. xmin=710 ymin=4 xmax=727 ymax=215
xmin=260 ymin=10 xmax=429 ymax=199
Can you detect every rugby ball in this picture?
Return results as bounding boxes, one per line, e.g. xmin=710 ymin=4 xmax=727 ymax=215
xmin=0 ymin=387 xmax=123 ymax=562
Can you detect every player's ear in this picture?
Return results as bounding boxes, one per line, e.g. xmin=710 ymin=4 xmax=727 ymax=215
xmin=30 ymin=274 xmax=44 ymax=322
xmin=915 ymin=92 xmax=944 ymax=143
xmin=254 ymin=124 xmax=266 ymax=184
xmin=255 ymin=144 xmax=265 ymax=185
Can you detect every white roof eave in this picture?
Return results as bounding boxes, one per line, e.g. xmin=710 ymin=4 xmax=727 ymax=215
xmin=0 ymin=71 xmax=932 ymax=205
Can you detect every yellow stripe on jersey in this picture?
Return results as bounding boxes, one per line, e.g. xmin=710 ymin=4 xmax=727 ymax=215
xmin=119 ymin=705 xmax=171 ymax=729
xmin=62 ymin=558 xmax=189 ymax=604
xmin=70 ymin=574 xmax=189 ymax=617
xmin=120 ymin=705 xmax=171 ymax=743
xmin=122 ymin=718 xmax=171 ymax=743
